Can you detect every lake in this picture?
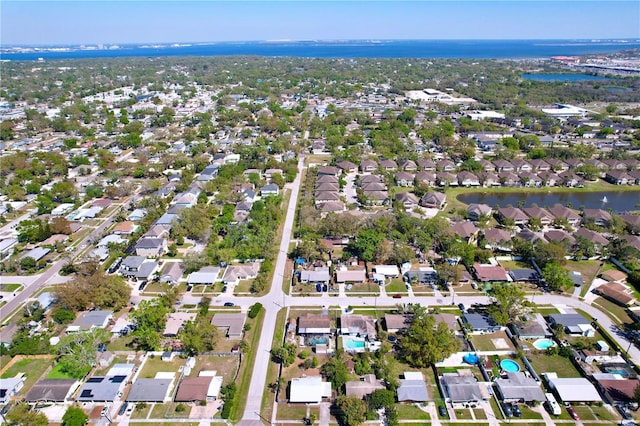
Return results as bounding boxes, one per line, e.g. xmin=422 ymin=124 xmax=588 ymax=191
xmin=522 ymin=73 xmax=610 ymax=82
xmin=457 ymin=190 xmax=640 ymax=213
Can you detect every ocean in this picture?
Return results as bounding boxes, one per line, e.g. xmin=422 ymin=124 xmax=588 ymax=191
xmin=2 ymin=39 xmax=639 ymax=61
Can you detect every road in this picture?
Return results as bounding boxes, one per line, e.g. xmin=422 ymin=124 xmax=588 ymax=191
xmin=0 ymin=205 xmax=121 ymax=322
xmin=239 ymin=157 xmax=304 ymax=425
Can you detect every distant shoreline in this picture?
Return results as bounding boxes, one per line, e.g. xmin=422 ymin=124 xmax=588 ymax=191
xmin=2 ymin=39 xmax=639 ymax=61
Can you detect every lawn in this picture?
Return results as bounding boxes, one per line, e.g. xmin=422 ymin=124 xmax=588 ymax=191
xmin=519 ymin=405 xmax=543 ymax=420
xmin=473 ymin=408 xmax=487 ymax=419
xmin=573 ymin=405 xmax=619 ymax=421
xmin=386 ymin=279 xmax=408 ymax=294
xmin=0 ymin=357 xmax=54 ymax=396
xmin=262 ymin=308 xmax=289 ymax=421
xmin=471 ymin=331 xmax=515 ymax=351
xmin=525 ymin=353 xmax=581 ymax=377
xmin=562 ymin=260 xmax=602 ymax=297
xmin=131 ymin=403 xmax=153 ymax=420
xmin=107 ymin=334 xmax=135 ymax=351
xmin=453 ymin=408 xmax=473 ymax=419
xmin=276 ymin=403 xmax=308 ymax=421
xmin=591 ymin=297 xmax=634 ymax=325
xmin=395 ymin=403 xmax=430 ymax=420
xmin=190 ymin=356 xmax=239 ymax=385
xmin=46 ymin=363 xmax=77 ymax=379
xmin=0 ymin=283 xmax=22 ymax=292
xmin=138 ymin=356 xmax=184 ymax=378
xmin=346 ymin=283 xmax=380 ymax=295
xmin=150 ymin=402 xmax=192 ymax=419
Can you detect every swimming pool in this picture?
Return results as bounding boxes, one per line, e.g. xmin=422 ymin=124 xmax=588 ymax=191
xmin=500 ymin=359 xmax=521 ymax=373
xmin=309 ymin=336 xmax=328 ymax=345
xmin=343 ymin=336 xmax=366 ymax=352
xmin=533 ymin=338 xmax=556 ymax=350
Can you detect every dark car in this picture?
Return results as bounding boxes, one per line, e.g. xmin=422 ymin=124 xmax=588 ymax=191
xmin=392 ymin=294 xmax=402 ymax=299
xmin=322 ymin=284 xmax=328 ymax=292
xmin=438 ymin=405 xmax=447 ymax=417
xmin=303 ymin=418 xmax=312 ymax=425
xmin=501 ymin=403 xmax=513 ymax=417
xmin=511 ymin=404 xmax=521 ymax=417
xmin=223 ymin=302 xmax=235 ymax=307
xmin=118 ymin=402 xmax=128 ymax=416
xmin=316 ymin=284 xmax=322 ymax=292
xmin=566 ymin=407 xmax=579 ymax=420
xmin=458 ymin=303 xmax=466 ymax=312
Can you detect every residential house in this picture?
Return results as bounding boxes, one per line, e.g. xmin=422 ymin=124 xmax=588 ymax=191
xmin=135 ymin=237 xmax=167 ymax=257
xmin=112 ymin=221 xmax=139 ymax=235
xmin=483 ymin=228 xmax=512 ymax=251
xmin=160 ymin=262 xmax=184 ymax=285
xmin=187 ymin=266 xmax=221 ymax=285
xmin=417 ymin=158 xmax=436 ymax=171
xmin=289 ymin=376 xmax=332 ymax=403
xmin=543 ymin=374 xmax=601 ymax=403
xmin=394 ymin=192 xmax=419 ymax=209
xmin=359 ymin=159 xmax=378 ymax=173
xmin=397 ymin=372 xmax=429 ymax=402
xmin=164 ymin=312 xmax=197 ymax=337
xmin=420 ymin=192 xmax=446 ymax=209
xmin=594 ymin=281 xmax=636 ymax=307
xmin=260 ymin=183 xmax=280 ymax=197
xmin=299 ymin=269 xmax=331 ymax=285
xmin=494 ymin=372 xmax=545 ymax=403
xmin=399 ymin=159 xmax=418 ymax=172
xmin=497 ymin=206 xmax=529 ymax=226
xmin=222 ymin=262 xmax=260 ymax=285
xmin=346 ymin=374 xmax=385 ymax=399
xmin=395 ymin=171 xmax=414 ymax=187
xmin=340 ymin=314 xmax=376 ymax=339
xmin=440 ymin=372 xmax=488 ymax=405
xmin=467 ymin=204 xmax=493 ymax=221
xmin=493 ymin=159 xmax=514 ymax=172
xmin=25 ymin=379 xmax=77 ymax=403
xmin=522 ymin=206 xmax=554 ymax=226
xmin=462 ymin=313 xmax=502 ymax=333
xmin=0 ymin=377 xmax=24 ymax=404
xmin=479 ymin=171 xmax=500 ymax=187
xmin=384 ymin=314 xmax=413 ymax=333
xmin=335 ymin=268 xmax=367 ymax=284
xmin=414 ymin=171 xmax=436 ymax=187
xmin=452 ymin=221 xmax=479 ymax=243
xmin=548 ymin=204 xmax=581 ymax=227
xmin=404 ymin=268 xmax=437 ymax=286
xmin=583 ymin=209 xmax=612 ymax=227
xmin=458 ymin=171 xmax=480 ymax=187
xmin=127 ymin=378 xmax=173 ymax=402
xmin=337 ymin=161 xmax=358 ymax=173
xmin=547 ymin=312 xmax=595 ymax=337
xmin=298 ymin=314 xmax=331 ymax=335
xmin=211 ymin=313 xmax=246 ymax=339
xmin=67 ymin=310 xmax=113 ymax=333
xmin=379 ymin=159 xmax=398 ymax=172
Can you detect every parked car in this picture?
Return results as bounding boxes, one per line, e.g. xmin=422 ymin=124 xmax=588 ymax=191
xmin=118 ymin=402 xmax=128 ymax=416
xmin=501 ymin=403 xmax=513 ymax=417
xmin=511 ymin=404 xmax=521 ymax=417
xmin=223 ymin=302 xmax=234 ymax=307
xmin=438 ymin=405 xmax=447 ymax=417
xmin=566 ymin=407 xmax=579 ymax=420
xmin=392 ymin=294 xmax=402 ymax=299
xmin=316 ymin=284 xmax=322 ymax=292
xmin=125 ymin=404 xmax=134 ymax=416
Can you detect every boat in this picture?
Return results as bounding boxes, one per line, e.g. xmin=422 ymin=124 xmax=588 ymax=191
xmin=601 ymin=195 xmax=608 ymax=203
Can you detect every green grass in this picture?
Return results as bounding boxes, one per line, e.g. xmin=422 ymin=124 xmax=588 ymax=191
xmin=276 ymin=403 xmax=308 ymax=421
xmin=453 ymin=408 xmax=473 ymax=419
xmin=346 ymin=283 xmax=380 ymax=295
xmin=386 ymin=279 xmax=408 ymax=294
xmin=131 ymin=403 xmax=153 ymax=420
xmin=525 ymin=353 xmax=580 ymax=377
xmin=138 ymin=356 xmax=184 ymax=378
xmin=262 ymin=308 xmax=288 ymax=420
xmin=0 ymin=357 xmax=53 ymax=396
xmin=230 ymin=306 xmax=266 ymax=423
xmin=592 ymin=297 xmax=634 ymax=325
xmin=519 ymin=405 xmax=543 ymax=420
xmin=46 ymin=363 xmax=78 ymax=379
xmin=107 ymin=334 xmax=135 ymax=351
xmin=573 ymin=404 xmax=619 ymax=421
xmin=473 ymin=408 xmax=487 ymax=420
xmin=395 ymin=403 xmax=430 ymax=420
xmin=0 ymin=283 xmax=22 ymax=292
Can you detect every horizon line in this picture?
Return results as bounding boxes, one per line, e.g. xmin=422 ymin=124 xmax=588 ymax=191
xmin=3 ymin=37 xmax=640 ymax=48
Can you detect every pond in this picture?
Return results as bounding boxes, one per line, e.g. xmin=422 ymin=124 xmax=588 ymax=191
xmin=521 ymin=73 xmax=610 ymax=82
xmin=456 ymin=190 xmax=640 ymax=213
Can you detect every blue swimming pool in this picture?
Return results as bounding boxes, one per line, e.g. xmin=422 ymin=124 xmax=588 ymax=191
xmin=500 ymin=359 xmax=521 ymax=373
xmin=343 ymin=336 xmax=366 ymax=352
xmin=533 ymin=338 xmax=556 ymax=350
xmin=309 ymin=336 xmax=328 ymax=345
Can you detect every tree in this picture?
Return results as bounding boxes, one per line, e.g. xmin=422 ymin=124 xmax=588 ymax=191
xmin=487 ymin=283 xmax=531 ymax=325
xmin=57 ymin=329 xmax=109 ymax=379
xmin=349 ymin=229 xmax=384 ymax=262
xmin=542 ymin=262 xmax=573 ymax=292
xmin=336 ymin=395 xmax=367 ymax=426
xmin=5 ymin=402 xmax=48 ymax=426
xmin=54 ymin=271 xmax=130 ymax=311
xmin=399 ymin=305 xmax=461 ymax=368
xmin=129 ymin=298 xmax=170 ymax=351
xmin=368 ymin=389 xmax=395 ymax=410
xmin=62 ymin=405 xmax=88 ymax=426
xmin=179 ymin=319 xmax=217 ymax=356
xmin=322 ymin=355 xmax=350 ymax=392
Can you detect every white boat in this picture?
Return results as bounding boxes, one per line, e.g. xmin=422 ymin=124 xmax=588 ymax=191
xmin=601 ymin=195 xmax=608 ymax=203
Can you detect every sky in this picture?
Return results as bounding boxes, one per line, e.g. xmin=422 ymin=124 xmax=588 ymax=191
xmin=1 ymin=1 xmax=639 ymax=46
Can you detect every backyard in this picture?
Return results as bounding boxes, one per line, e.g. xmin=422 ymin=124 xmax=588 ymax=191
xmin=0 ymin=356 xmax=54 ymax=396
xmin=525 ymin=353 xmax=581 ymax=378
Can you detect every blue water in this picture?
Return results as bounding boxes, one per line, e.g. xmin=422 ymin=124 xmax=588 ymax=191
xmin=343 ymin=336 xmax=366 ymax=350
xmin=533 ymin=339 xmax=556 ymax=350
xmin=500 ymin=359 xmax=521 ymax=373
xmin=3 ymin=39 xmax=640 ymax=61
xmin=309 ymin=336 xmax=328 ymax=345
xmin=522 ymin=73 xmax=610 ymax=82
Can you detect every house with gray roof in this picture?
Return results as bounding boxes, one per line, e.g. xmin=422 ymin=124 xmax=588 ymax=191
xmin=211 ymin=313 xmax=246 ymax=339
xmin=127 ymin=378 xmax=173 ymax=402
xmin=187 ymin=266 xmax=221 ymax=285
xmin=25 ymin=378 xmax=77 ymax=402
xmin=77 ymin=375 xmax=127 ymax=402
xmin=494 ymin=372 xmax=545 ymax=403
xmin=440 ymin=372 xmax=488 ymax=405
xmin=0 ymin=377 xmax=24 ymax=404
xmin=547 ymin=312 xmax=595 ymax=337
xmin=20 ymin=247 xmax=50 ymax=262
xmin=68 ymin=310 xmax=113 ymax=332
xmin=462 ymin=313 xmax=501 ymax=334
xmin=397 ymin=372 xmax=428 ymax=402
xmin=135 ymin=237 xmax=167 ymax=257
xmin=299 ymin=269 xmax=331 ymax=285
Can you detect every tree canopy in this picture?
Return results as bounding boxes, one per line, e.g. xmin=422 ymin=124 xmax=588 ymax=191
xmin=487 ymin=283 xmax=532 ymax=325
